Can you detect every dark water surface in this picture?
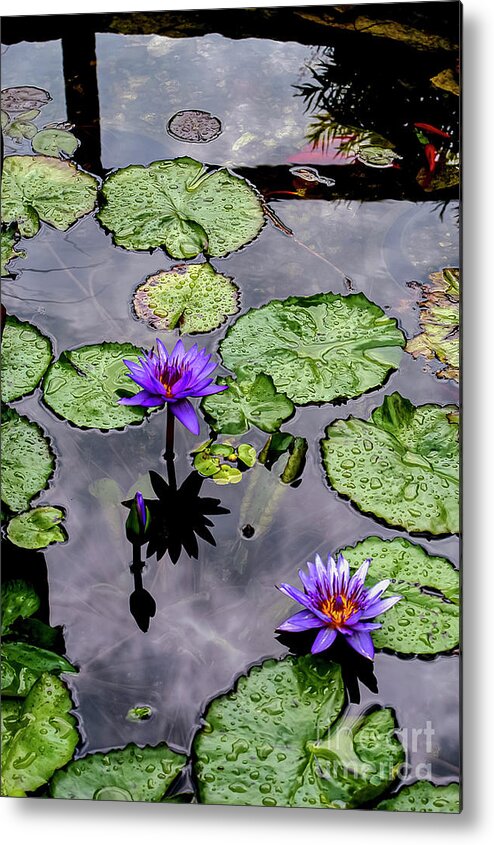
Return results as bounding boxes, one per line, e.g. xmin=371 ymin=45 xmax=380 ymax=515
xmin=1 ymin=7 xmax=460 ymax=790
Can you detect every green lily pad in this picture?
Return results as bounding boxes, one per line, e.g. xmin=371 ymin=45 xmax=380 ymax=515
xmin=1 ymin=155 xmax=98 ymax=238
xmin=51 ymin=742 xmax=187 ymax=801
xmin=194 ymin=655 xmax=404 ymax=808
xmin=407 ymin=268 xmax=459 ymax=382
xmin=237 ymin=444 xmax=257 ymax=467
xmin=97 ymin=157 xmax=264 ymax=259
xmin=1 ymin=225 xmax=26 ymax=276
xmin=6 ymin=506 xmax=67 ymax=550
xmin=376 ymin=781 xmax=460 ymax=813
xmin=1 ymin=408 xmax=55 ymax=513
xmin=1 ymin=580 xmax=40 ymax=636
xmin=340 ymin=537 xmax=459 ymax=654
xmin=201 ymin=372 xmax=294 ymax=434
xmin=1 ymin=699 xmax=23 ymax=756
xmin=1 ymin=315 xmax=52 ymax=402
xmin=219 ymin=292 xmax=405 ymax=405
xmin=32 ymin=128 xmax=79 ymax=157
xmin=1 ymin=673 xmax=78 ymax=797
xmin=133 ymin=262 xmax=239 ymax=334
xmin=210 ymin=465 xmax=243 ymax=485
xmin=192 ymin=440 xmax=255 ymax=484
xmin=321 ymin=393 xmax=459 ymax=534
xmin=43 ymin=342 xmax=149 ymax=430
xmin=1 ymin=641 xmax=76 ymax=698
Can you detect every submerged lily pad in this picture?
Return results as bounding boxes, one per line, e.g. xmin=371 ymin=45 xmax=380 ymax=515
xmin=43 ymin=342 xmax=149 ymax=430
xmin=321 ymin=393 xmax=459 ymax=535
xmin=407 ymin=268 xmax=459 ymax=382
xmin=201 ymin=372 xmax=294 ymax=434
xmin=1 ymin=155 xmax=98 ymax=238
xmin=6 ymin=506 xmax=67 ymax=550
xmin=340 ymin=537 xmax=459 ymax=654
xmin=32 ymin=128 xmax=80 ymax=157
xmin=51 ymin=742 xmax=187 ymax=801
xmin=194 ymin=655 xmax=404 ymax=808
xmin=219 ymin=292 xmax=405 ymax=405
xmin=1 ymin=86 xmax=51 ymax=114
xmin=167 ymin=109 xmax=222 ymax=143
xmin=1 ymin=673 xmax=78 ymax=797
xmin=1 ymin=580 xmax=40 ymax=636
xmin=1 ymin=315 xmax=52 ymax=402
xmin=1 ymin=408 xmax=55 ymax=513
xmin=1 ymin=225 xmax=26 ymax=276
xmin=1 ymin=641 xmax=76 ymax=698
xmin=133 ymin=262 xmax=239 ymax=333
xmin=97 ymin=157 xmax=264 ymax=259
xmin=376 ymin=781 xmax=460 ymax=813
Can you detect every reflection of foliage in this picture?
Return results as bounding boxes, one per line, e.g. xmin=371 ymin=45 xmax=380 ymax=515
xmin=407 ymin=268 xmax=459 ymax=381
xmin=145 ymin=469 xmax=229 ymax=563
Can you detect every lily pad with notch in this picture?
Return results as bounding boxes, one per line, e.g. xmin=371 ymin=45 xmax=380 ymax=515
xmin=43 ymin=342 xmax=150 ymax=430
xmin=321 ymin=393 xmax=459 ymax=535
xmin=201 ymin=371 xmax=294 ymax=435
xmin=219 ymin=292 xmax=405 ymax=405
xmin=339 ymin=536 xmax=459 ymax=654
xmin=1 ymin=155 xmax=98 ymax=238
xmin=1 ymin=315 xmax=52 ymax=402
xmin=97 ymin=157 xmax=264 ymax=259
xmin=1 ymin=641 xmax=76 ymax=698
xmin=133 ymin=262 xmax=239 ymax=334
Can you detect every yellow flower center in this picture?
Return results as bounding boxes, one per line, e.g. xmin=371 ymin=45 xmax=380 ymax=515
xmin=320 ymin=594 xmax=359 ymax=626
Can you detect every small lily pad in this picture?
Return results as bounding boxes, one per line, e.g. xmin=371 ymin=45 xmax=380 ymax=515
xmin=1 ymin=641 xmax=76 ymax=698
xmin=1 ymin=155 xmax=98 ymax=238
xmin=1 ymin=673 xmax=78 ymax=797
xmin=1 ymin=315 xmax=52 ymax=402
xmin=340 ymin=537 xmax=459 ymax=654
xmin=32 ymin=128 xmax=80 ymax=157
xmin=407 ymin=268 xmax=459 ymax=382
xmin=1 ymin=580 xmax=40 ymax=636
xmin=356 ymin=146 xmax=401 ymax=167
xmin=219 ymin=292 xmax=405 ymax=405
xmin=201 ymin=372 xmax=294 ymax=434
xmin=376 ymin=781 xmax=460 ymax=813
xmin=1 ymin=86 xmax=51 ymax=114
xmin=6 ymin=506 xmax=67 ymax=550
xmin=1 ymin=408 xmax=55 ymax=513
xmin=51 ymin=742 xmax=187 ymax=801
xmin=167 ymin=109 xmax=222 ymax=143
xmin=133 ymin=262 xmax=239 ymax=334
xmin=193 ymin=655 xmax=404 ymax=808
xmin=43 ymin=342 xmax=149 ymax=430
xmin=1 ymin=225 xmax=26 ymax=277
xmin=192 ymin=440 xmax=255 ymax=484
xmin=321 ymin=393 xmax=459 ymax=535
xmin=5 ymin=120 xmax=38 ymax=140
xmin=237 ymin=444 xmax=257 ymax=467
xmin=97 ymin=157 xmax=264 ymax=259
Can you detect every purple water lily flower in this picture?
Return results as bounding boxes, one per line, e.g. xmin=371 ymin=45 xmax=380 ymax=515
xmin=119 ymin=338 xmax=227 ymax=435
xmin=277 ymin=552 xmax=402 ymax=660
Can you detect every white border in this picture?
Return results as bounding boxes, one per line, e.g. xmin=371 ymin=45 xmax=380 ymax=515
xmin=2 ymin=0 xmax=493 ymax=840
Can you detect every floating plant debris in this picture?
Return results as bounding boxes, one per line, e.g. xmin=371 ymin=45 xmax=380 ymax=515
xmin=167 ymin=109 xmax=222 ymax=143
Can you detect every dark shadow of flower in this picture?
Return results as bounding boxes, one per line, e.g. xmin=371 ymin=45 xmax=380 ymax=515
xmin=129 ymin=561 xmax=157 ymax=633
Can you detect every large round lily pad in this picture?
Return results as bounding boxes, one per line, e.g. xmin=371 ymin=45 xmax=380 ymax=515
xmin=0 ymin=673 xmax=78 ymax=797
xmin=43 ymin=343 xmax=149 ymax=430
xmin=219 ymin=292 xmax=405 ymax=405
xmin=1 ymin=155 xmax=98 ymax=238
xmin=1 ymin=408 xmax=55 ymax=513
xmin=321 ymin=393 xmax=459 ymax=534
xmin=51 ymin=742 xmax=187 ymax=801
xmin=194 ymin=655 xmax=404 ymax=808
xmin=376 ymin=781 xmax=460 ymax=813
xmin=201 ymin=372 xmax=294 ymax=434
xmin=97 ymin=157 xmax=264 ymax=259
xmin=6 ymin=506 xmax=67 ymax=550
xmin=1 ymin=315 xmax=52 ymax=402
xmin=340 ymin=537 xmax=459 ymax=654
xmin=133 ymin=262 xmax=239 ymax=333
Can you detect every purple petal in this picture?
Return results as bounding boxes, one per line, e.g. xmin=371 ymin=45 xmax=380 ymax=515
xmin=170 ymin=398 xmax=200 ymax=434
xmin=348 ymin=559 xmax=371 ymax=595
xmin=194 ymin=382 xmax=228 ymax=397
xmin=277 ymin=582 xmax=315 ymax=612
xmin=350 ymin=621 xmax=382 ymax=632
xmin=119 ymin=390 xmax=164 ymax=407
xmin=337 ymin=553 xmax=350 ymax=592
xmin=311 ymin=627 xmax=337 ymax=654
xmin=365 ymin=579 xmax=391 ymax=604
xmin=361 ymin=594 xmax=402 ymax=619
xmin=345 ymin=630 xmax=375 ymax=660
xmin=171 ymin=338 xmax=186 ymax=363
xmin=277 ymin=609 xmax=323 ymax=632
xmin=156 ymin=338 xmax=169 ymax=361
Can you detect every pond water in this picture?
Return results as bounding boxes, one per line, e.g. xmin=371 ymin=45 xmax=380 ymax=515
xmin=1 ymin=5 xmax=460 ymax=802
